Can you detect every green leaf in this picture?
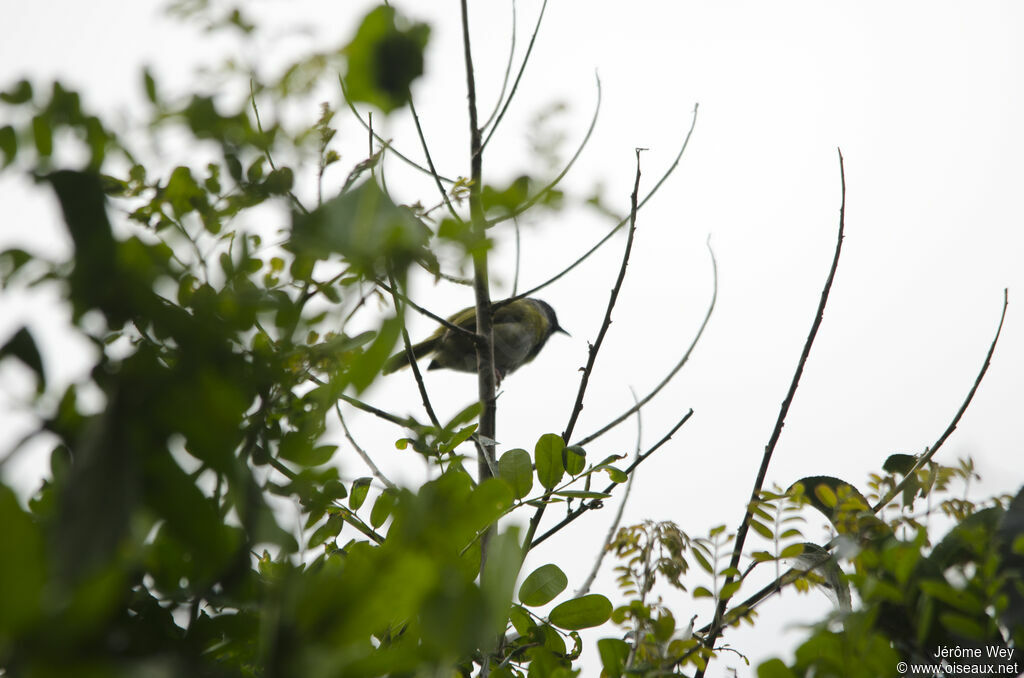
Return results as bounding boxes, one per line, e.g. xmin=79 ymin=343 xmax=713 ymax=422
xmin=290 ymin=180 xmax=429 ymax=277
xmin=350 ymin=477 xmax=372 ymax=510
xmin=1 ymin=79 xmax=32 ymax=104
xmin=757 ymin=658 xmax=798 ymax=678
xmin=603 ymin=466 xmax=628 ymax=484
xmin=498 ymin=448 xmax=533 ymax=499
xmin=597 ymin=637 xmax=630 ymax=677
xmin=779 ymin=543 xmax=806 ymax=558
xmin=518 ymin=563 xmax=568 ymax=607
xmin=563 ymin=445 xmax=586 ymax=476
xmin=554 ymin=491 xmax=610 ymax=500
xmin=548 ymin=594 xmax=613 ymax=630
xmin=142 ymin=68 xmax=158 ymax=104
xmin=510 ymin=604 xmax=535 ymax=635
xmin=31 ymin=114 xmax=52 ymax=157
xmin=0 ymin=327 xmax=46 ymax=393
xmin=481 ymin=526 xmax=524 ymax=636
xmin=0 ymin=125 xmax=16 ymax=167
xmin=279 ymin=433 xmax=336 ymax=466
xmin=370 ymin=488 xmax=398 ymax=528
xmin=342 ymin=6 xmax=430 ymax=113
xmin=534 ymin=433 xmax=565 ymax=490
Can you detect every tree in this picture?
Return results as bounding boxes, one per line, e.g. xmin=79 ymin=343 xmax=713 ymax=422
xmin=0 ymin=3 xmax=1020 ymax=677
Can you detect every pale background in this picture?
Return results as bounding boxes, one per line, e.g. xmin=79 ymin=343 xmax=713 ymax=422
xmin=2 ymin=1 xmax=1023 ymax=674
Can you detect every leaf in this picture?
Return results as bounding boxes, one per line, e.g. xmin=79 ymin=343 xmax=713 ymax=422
xmin=350 ymin=477 xmax=372 ymax=510
xmin=603 ymin=466 xmax=628 ymax=483
xmin=554 ymin=491 xmax=610 ymax=500
xmin=498 ymin=448 xmax=533 ymax=499
xmin=534 ymin=433 xmax=565 ymax=490
xmin=0 ymin=79 xmax=32 ymax=104
xmin=342 ymin=6 xmax=430 ymax=113
xmin=481 ymin=526 xmax=524 ymax=635
xmin=518 ymin=563 xmax=567 ymax=607
xmin=290 ymin=180 xmax=429 ymax=277
xmin=31 ymin=114 xmax=52 ymax=157
xmin=548 ymin=594 xmax=613 ymax=630
xmin=757 ymin=658 xmax=798 ymax=678
xmin=369 ymin=488 xmax=398 ymax=528
xmin=0 ymin=125 xmax=16 ymax=167
xmin=597 ymin=637 xmax=630 ymax=677
xmin=509 ymin=604 xmax=534 ymax=635
xmin=0 ymin=327 xmax=46 ymax=393
xmin=563 ymin=445 xmax=586 ymax=476
xmin=279 ymin=433 xmax=335 ymax=466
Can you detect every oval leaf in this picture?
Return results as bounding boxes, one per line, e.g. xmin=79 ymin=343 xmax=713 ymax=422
xmin=549 ymin=594 xmax=613 ymax=630
xmin=535 ymin=433 xmax=565 ymax=490
xmin=498 ymin=448 xmax=533 ymax=499
xmin=519 ymin=563 xmax=568 ymax=607
xmin=564 ymin=445 xmax=586 ymax=476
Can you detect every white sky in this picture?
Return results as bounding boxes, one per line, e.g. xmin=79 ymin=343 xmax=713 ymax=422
xmin=2 ymin=1 xmax=1023 ymax=674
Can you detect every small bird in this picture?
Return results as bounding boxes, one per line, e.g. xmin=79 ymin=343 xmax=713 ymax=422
xmin=384 ymin=297 xmax=567 ymax=380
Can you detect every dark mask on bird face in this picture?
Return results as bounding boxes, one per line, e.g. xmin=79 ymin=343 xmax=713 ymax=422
xmin=384 ymin=297 xmax=568 ymax=380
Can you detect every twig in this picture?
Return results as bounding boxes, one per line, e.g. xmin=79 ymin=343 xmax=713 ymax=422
xmin=563 ymin=149 xmax=644 ymax=442
xmin=338 ymin=392 xmax=417 ymax=429
xmin=576 ymin=388 xmax=643 ymax=596
xmin=696 ymin=148 xmax=847 ymax=676
xmin=373 ymin=277 xmax=479 ymax=342
xmin=575 ymin=237 xmax=717 ymax=446
xmin=407 ymin=85 xmax=462 ymax=223
xmin=480 ymin=0 xmax=518 ymax=132
xmin=338 ymin=75 xmax=456 ymax=185
xmin=480 ymin=0 xmax=549 ymax=152
xmin=485 ymin=73 xmax=601 ymax=229
xmin=872 ymin=288 xmax=1009 ymax=512
xmin=334 ymin=402 xmax=396 ymax=490
xmin=514 ymin=103 xmax=699 ymax=300
xmin=249 ymin=79 xmax=308 ymax=215
xmin=386 ymin=271 xmax=443 ymax=430
xmin=529 ymin=409 xmax=693 ymax=550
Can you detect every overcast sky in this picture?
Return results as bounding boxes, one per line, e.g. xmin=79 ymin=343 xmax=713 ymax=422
xmin=2 ymin=1 xmax=1023 ymax=673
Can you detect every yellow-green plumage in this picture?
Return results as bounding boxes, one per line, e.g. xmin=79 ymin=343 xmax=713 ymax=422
xmin=384 ymin=298 xmax=566 ymax=379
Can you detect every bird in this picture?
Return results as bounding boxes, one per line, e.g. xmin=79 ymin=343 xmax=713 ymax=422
xmin=384 ymin=297 xmax=567 ymax=380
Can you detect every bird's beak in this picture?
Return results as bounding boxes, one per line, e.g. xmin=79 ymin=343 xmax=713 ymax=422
xmin=555 ymin=325 xmax=570 ymax=337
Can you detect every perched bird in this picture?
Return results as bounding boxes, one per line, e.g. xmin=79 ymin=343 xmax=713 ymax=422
xmin=384 ymin=297 xmax=567 ymax=380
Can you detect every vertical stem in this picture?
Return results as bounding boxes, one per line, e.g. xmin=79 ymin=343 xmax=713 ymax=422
xmin=460 ymin=0 xmax=497 ymax=544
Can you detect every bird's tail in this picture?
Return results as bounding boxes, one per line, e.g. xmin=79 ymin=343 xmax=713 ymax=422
xmin=383 ymin=338 xmax=437 ymax=374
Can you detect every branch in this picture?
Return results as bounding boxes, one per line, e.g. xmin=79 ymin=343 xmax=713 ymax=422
xmin=373 ymin=277 xmax=478 ymax=342
xmin=575 ymin=388 xmax=643 ymax=597
xmin=575 ymin=237 xmax=717 ymax=447
xmin=697 ymin=148 xmax=847 ymax=675
xmin=480 ymin=0 xmax=550 ymax=151
xmin=515 ymin=103 xmax=699 ymax=300
xmin=485 ymin=73 xmax=601 ymax=230
xmin=480 ymin=0 xmax=518 ymax=132
xmin=563 ymin=149 xmax=643 ymax=442
xmin=386 ymin=271 xmax=443 ymax=431
xmin=334 ymin=402 xmax=396 ymax=490
xmin=338 ymin=74 xmax=456 ymax=185
xmin=530 ymin=409 xmax=693 ymax=550
xmin=872 ymin=288 xmax=1009 ymax=512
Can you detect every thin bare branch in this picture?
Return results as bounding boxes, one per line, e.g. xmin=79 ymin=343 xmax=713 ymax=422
xmin=486 ymin=73 xmax=602 ymax=230
xmin=338 ymin=74 xmax=456 ymax=185
xmin=334 ymin=402 xmax=396 ymax=490
xmin=480 ymin=0 xmax=549 ymax=151
xmin=515 ymin=103 xmax=699 ymax=300
xmin=530 ymin=409 xmax=693 ymax=550
xmin=575 ymin=237 xmax=717 ymax=447
xmin=696 ymin=148 xmax=847 ymax=677
xmin=481 ymin=0 xmax=518 ymax=132
xmin=563 ymin=149 xmax=644 ymax=442
xmin=386 ymin=271 xmax=443 ymax=431
xmin=576 ymin=388 xmax=643 ymax=597
xmin=872 ymin=288 xmax=1009 ymax=512
xmin=249 ymin=79 xmax=309 ymax=215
